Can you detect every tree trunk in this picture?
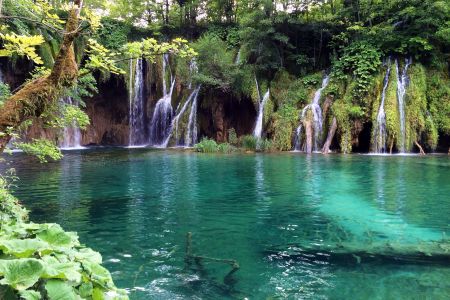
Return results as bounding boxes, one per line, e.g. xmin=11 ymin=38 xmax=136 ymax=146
xmin=322 ymin=117 xmax=337 ymax=154
xmin=0 ymin=0 xmax=83 ymax=152
xmin=414 ymin=140 xmax=426 ymax=155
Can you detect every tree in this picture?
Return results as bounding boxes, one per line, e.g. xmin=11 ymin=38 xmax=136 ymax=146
xmin=0 ymin=0 xmax=196 ymax=158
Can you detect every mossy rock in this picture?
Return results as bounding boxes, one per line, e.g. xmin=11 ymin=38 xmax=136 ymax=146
xmin=384 ymin=64 xmax=399 ymax=151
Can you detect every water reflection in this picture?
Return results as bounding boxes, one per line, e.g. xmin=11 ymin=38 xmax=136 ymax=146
xmin=3 ymin=150 xmax=450 ymax=299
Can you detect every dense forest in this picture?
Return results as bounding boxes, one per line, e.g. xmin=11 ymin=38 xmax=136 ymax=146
xmin=0 ymin=1 xmax=450 ymax=299
xmin=1 ymin=0 xmax=449 ymax=155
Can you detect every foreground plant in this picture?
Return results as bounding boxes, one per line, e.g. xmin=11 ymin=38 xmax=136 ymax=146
xmin=0 ymin=181 xmax=128 ymax=299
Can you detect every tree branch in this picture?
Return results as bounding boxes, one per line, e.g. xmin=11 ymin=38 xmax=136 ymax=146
xmin=0 ymin=1 xmax=84 ymax=152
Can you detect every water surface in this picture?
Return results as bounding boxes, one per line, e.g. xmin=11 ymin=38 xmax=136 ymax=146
xmin=5 ymin=149 xmax=450 ymax=299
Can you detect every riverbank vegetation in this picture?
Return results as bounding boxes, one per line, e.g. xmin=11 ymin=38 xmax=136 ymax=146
xmin=0 ymin=0 xmax=448 ymax=155
xmin=0 ymin=0 xmax=449 ymax=297
xmin=0 ymin=179 xmax=128 ymax=299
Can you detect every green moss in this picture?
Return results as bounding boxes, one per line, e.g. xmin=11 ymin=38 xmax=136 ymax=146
xmin=38 ymin=42 xmax=55 ymax=68
xmin=425 ymin=115 xmax=438 ymax=150
xmin=384 ymin=65 xmax=399 ymax=151
xmin=331 ymin=78 xmax=355 ymax=153
xmin=405 ymin=63 xmax=427 ymax=150
xmin=270 ymin=104 xmax=299 ymax=151
xmin=427 ymin=70 xmax=450 ymax=135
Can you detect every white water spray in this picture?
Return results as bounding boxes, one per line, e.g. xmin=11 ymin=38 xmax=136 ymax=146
xmin=161 ymin=86 xmax=201 ymax=147
xmin=128 ymin=58 xmax=146 ymax=146
xmin=372 ymin=61 xmax=392 ymax=153
xmin=60 ymin=97 xmax=83 ymax=149
xmin=253 ymin=77 xmax=270 ymax=139
xmin=185 ymin=86 xmax=201 ymax=146
xmin=294 ymin=75 xmax=330 ymax=151
xmin=396 ymin=58 xmax=412 ymax=153
xmin=149 ymin=54 xmax=175 ymax=146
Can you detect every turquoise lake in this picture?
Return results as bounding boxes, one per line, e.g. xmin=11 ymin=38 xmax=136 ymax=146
xmin=6 ymin=149 xmax=450 ymax=299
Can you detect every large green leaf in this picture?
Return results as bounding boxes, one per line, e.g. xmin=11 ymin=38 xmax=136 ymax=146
xmin=0 ymin=238 xmax=49 ymax=258
xmin=41 ymin=256 xmax=82 ymax=284
xmin=36 ymin=225 xmax=78 ymax=248
xmin=73 ymin=248 xmax=102 ymax=264
xmin=82 ymin=261 xmax=113 ymax=289
xmin=45 ymin=280 xmax=77 ymax=300
xmin=0 ymin=259 xmax=44 ymax=290
xmin=19 ymin=290 xmax=42 ymax=300
xmin=78 ymin=282 xmax=93 ymax=298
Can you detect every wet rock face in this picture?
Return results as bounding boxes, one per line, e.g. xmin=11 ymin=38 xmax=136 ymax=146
xmin=83 ymin=75 xmax=129 ymax=146
xmin=23 ymin=74 xmax=130 ymax=146
xmin=198 ymin=91 xmax=256 ymax=143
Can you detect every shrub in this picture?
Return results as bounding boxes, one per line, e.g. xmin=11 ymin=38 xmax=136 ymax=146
xmin=217 ymin=143 xmax=235 ymax=153
xmin=227 ymin=128 xmax=238 ymax=145
xmin=258 ymin=139 xmax=273 ymax=152
xmin=194 ymin=138 xmax=218 ymax=153
xmin=241 ymin=135 xmax=257 ymax=151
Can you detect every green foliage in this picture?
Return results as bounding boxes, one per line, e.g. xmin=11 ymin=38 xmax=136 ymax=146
xmin=0 ymin=82 xmax=11 ymax=107
xmin=15 ymin=139 xmax=62 ymax=163
xmin=241 ymin=135 xmax=257 ymax=151
xmin=227 ymin=128 xmax=238 ymax=146
xmin=70 ymin=72 xmax=98 ymax=102
xmin=257 ymin=138 xmax=273 ymax=152
xmin=331 ymin=41 xmax=382 ymax=99
xmin=406 ymin=63 xmax=428 ymax=150
xmin=217 ymin=143 xmax=235 ymax=154
xmin=427 ymin=71 xmax=450 ymax=135
xmin=61 ymin=105 xmax=90 ymax=129
xmin=194 ymin=138 xmax=218 ymax=153
xmin=0 ymin=30 xmax=45 ymax=65
xmin=0 ymin=183 xmax=128 ymax=299
xmin=192 ymin=33 xmax=237 ymax=92
xmin=332 ymin=80 xmax=357 ymax=154
xmin=271 ymin=104 xmax=299 ymax=151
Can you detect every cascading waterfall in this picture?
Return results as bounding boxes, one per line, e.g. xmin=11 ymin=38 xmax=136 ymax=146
xmin=372 ymin=61 xmax=392 ymax=153
xmin=128 ymin=58 xmax=146 ymax=146
xmin=293 ymin=75 xmax=330 ymax=151
xmin=149 ymin=54 xmax=175 ymax=146
xmin=161 ymin=86 xmax=201 ymax=148
xmin=253 ymin=77 xmax=270 ymax=139
xmin=188 ymin=59 xmax=198 ymax=89
xmin=185 ymin=86 xmax=201 ymax=146
xmin=235 ymin=49 xmax=241 ymax=65
xmin=396 ymin=58 xmax=412 ymax=153
xmin=60 ymin=97 xmax=83 ymax=149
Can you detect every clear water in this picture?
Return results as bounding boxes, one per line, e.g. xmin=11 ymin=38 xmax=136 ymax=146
xmin=6 ymin=150 xmax=450 ymax=299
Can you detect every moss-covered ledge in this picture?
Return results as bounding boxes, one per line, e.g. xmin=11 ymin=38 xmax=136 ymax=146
xmin=0 ymin=181 xmax=128 ymax=300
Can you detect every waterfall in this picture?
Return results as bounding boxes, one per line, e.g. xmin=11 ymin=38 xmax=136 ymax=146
xmin=235 ymin=49 xmax=241 ymax=65
xmin=293 ymin=75 xmax=330 ymax=151
xmin=161 ymin=86 xmax=201 ymax=148
xmin=128 ymin=58 xmax=147 ymax=146
xmin=396 ymin=58 xmax=412 ymax=153
xmin=188 ymin=59 xmax=198 ymax=89
xmin=372 ymin=61 xmax=392 ymax=153
xmin=149 ymin=54 xmax=175 ymax=146
xmin=293 ymin=125 xmax=303 ymax=151
xmin=60 ymin=97 xmax=83 ymax=149
xmin=253 ymin=77 xmax=270 ymax=139
xmin=185 ymin=86 xmax=201 ymax=146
